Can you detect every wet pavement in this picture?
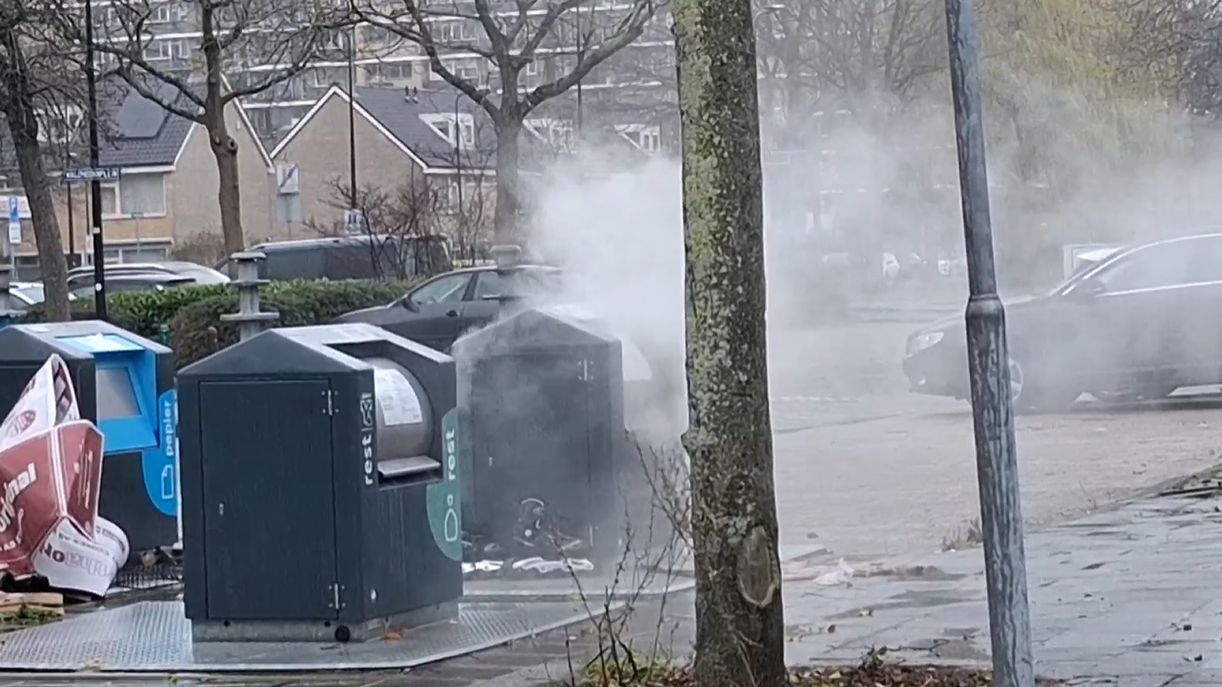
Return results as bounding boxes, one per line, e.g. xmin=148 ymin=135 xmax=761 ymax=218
xmin=777 ymin=489 xmax=1222 ymax=685
xmin=408 ymin=487 xmax=1222 ymax=687
xmin=3 ymin=320 xmax=1221 ymax=685
xmin=766 ymin=321 xmax=1222 ymax=561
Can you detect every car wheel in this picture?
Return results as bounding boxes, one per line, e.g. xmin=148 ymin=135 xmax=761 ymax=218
xmin=1009 ymin=355 xmax=1078 ymax=415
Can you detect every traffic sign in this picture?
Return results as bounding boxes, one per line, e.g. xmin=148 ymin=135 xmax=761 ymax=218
xmin=344 ymin=209 xmax=367 ymax=234
xmin=276 ymin=163 xmax=300 ymax=195
xmin=62 ymin=167 xmax=121 ymax=182
xmin=7 ymin=196 xmax=20 ymax=245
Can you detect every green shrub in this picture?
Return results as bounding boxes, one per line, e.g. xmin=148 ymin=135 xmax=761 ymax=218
xmin=18 ymin=284 xmax=231 ymax=340
xmin=18 ymin=279 xmax=415 ymax=369
xmin=169 ymin=279 xmax=414 ymax=368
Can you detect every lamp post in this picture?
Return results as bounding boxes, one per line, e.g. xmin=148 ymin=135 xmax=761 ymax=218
xmin=64 ymin=153 xmax=77 ymax=266
xmin=941 ymin=0 xmax=1034 ymax=686
xmin=347 ymin=22 xmax=358 ymax=209
xmin=454 ymin=91 xmax=464 ymax=217
xmin=83 ymin=0 xmax=107 ymax=319
xmin=574 ymin=3 xmax=583 ymax=136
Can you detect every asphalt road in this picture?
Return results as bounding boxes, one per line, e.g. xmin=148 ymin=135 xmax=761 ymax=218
xmin=765 ymin=320 xmax=1222 ymax=564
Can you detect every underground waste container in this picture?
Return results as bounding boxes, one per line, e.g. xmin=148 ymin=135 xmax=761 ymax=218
xmin=0 ymin=320 xmax=179 ymax=554
xmin=177 ymin=323 xmax=462 ymax=643
xmin=452 ymin=305 xmax=657 ymax=561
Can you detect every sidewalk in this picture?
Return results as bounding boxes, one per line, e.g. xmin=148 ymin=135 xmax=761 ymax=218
xmin=1 ymin=488 xmax=1218 ymax=687
xmin=478 ymin=486 xmax=1222 ymax=687
xmin=782 ymin=488 xmax=1222 ymax=685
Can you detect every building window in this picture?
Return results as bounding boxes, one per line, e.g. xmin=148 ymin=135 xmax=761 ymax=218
xmin=144 ymin=40 xmax=170 ymax=61
xmin=638 ymin=127 xmax=660 ymax=153
xmin=102 ymin=241 xmax=173 ymax=264
xmin=99 ymin=184 xmax=120 ymax=217
xmin=101 ymin=174 xmax=166 ymax=217
xmin=37 ymin=108 xmax=82 ymax=144
xmin=368 ymin=61 xmax=412 ymax=81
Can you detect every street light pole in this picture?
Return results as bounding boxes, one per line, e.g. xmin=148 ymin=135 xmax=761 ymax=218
xmin=454 ymin=91 xmax=464 ymax=223
xmin=941 ymin=1 xmax=1034 ymax=687
xmin=574 ymin=4 xmax=583 ymax=135
xmin=347 ymin=23 xmax=358 ymax=208
xmin=83 ymin=0 xmax=107 ymax=319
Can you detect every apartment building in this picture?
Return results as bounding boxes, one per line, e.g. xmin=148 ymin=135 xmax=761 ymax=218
xmin=91 ymin=0 xmax=677 ymax=147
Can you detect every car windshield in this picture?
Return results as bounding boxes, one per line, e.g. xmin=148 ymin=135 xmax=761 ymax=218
xmin=478 ymin=268 xmax=562 ymax=301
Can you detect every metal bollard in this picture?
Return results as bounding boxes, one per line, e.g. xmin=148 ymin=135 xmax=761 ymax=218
xmin=0 ymin=264 xmax=18 ymax=328
xmin=219 ymin=251 xmax=279 ymax=341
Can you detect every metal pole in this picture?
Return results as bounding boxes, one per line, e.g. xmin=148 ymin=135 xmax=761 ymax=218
xmin=574 ymin=4 xmax=583 ymax=134
xmin=941 ymin=1 xmax=1034 ymax=687
xmin=347 ymin=24 xmax=358 ymax=208
xmin=455 ymin=92 xmax=463 ymax=210
xmin=66 ymin=183 xmax=76 ymax=265
xmin=84 ymin=0 xmax=106 ymax=320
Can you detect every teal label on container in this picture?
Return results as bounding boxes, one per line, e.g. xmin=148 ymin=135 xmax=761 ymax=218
xmin=141 ymin=389 xmax=178 ymax=516
xmin=426 ymin=408 xmax=462 ymax=561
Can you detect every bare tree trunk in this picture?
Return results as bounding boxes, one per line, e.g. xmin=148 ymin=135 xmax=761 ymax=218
xmin=492 ymin=116 xmax=522 ymax=245
xmin=0 ymin=33 xmax=70 ymax=320
xmin=205 ymin=107 xmax=245 ymax=258
xmin=672 ymin=1 xmax=785 ymax=687
xmin=200 ymin=11 xmax=244 ymax=260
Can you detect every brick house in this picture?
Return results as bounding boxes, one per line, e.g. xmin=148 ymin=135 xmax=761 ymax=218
xmin=269 ymin=84 xmax=501 ymax=245
xmin=0 ymin=79 xmax=274 ymax=277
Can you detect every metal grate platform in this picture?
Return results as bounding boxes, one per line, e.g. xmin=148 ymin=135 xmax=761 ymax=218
xmin=0 ymin=600 xmax=618 ymax=672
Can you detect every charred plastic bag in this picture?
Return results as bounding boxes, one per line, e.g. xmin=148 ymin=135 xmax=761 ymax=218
xmin=0 ymin=354 xmax=128 ymax=597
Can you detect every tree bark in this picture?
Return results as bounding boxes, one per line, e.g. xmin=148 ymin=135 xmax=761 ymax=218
xmin=200 ymin=9 xmax=244 ymax=262
xmin=672 ymin=2 xmax=786 ymax=687
xmin=0 ymin=32 xmax=70 ymax=321
xmin=206 ymin=109 xmax=245 ymax=260
xmin=492 ymin=115 xmax=522 ymax=245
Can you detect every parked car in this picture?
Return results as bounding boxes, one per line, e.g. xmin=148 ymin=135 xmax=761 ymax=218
xmin=334 ymin=264 xmax=561 ymax=352
xmin=5 ymin=282 xmax=58 ymax=312
xmin=903 ymin=233 xmax=1222 ymax=413
xmin=68 ymin=272 xmax=196 ymax=299
xmin=217 ymin=235 xmax=453 ymax=282
xmin=66 ymin=262 xmax=228 ymax=293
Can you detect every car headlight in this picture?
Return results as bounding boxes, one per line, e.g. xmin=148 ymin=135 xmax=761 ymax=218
xmin=907 ymin=331 xmax=944 ymax=355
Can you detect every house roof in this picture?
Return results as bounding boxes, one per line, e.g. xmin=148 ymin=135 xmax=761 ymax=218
xmin=270 ymin=82 xmax=657 ymax=173
xmin=270 ymin=83 xmax=500 ymax=171
xmin=94 ymin=80 xmax=196 ymax=168
xmin=0 ymin=78 xmax=193 ymax=175
xmin=0 ymin=75 xmax=273 ymax=178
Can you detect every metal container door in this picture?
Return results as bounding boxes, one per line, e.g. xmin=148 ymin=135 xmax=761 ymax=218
xmin=199 ymin=379 xmax=339 ymax=620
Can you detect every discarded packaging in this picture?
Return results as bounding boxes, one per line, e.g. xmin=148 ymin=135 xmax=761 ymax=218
xmin=0 ymin=355 xmax=128 ymax=598
xmin=813 ymin=558 xmax=856 ymax=586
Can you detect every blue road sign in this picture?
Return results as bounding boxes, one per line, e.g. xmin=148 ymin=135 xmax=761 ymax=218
xmin=7 ymin=196 xmax=19 ymax=245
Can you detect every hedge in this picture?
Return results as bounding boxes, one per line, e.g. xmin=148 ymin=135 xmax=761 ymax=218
xmin=18 ymin=279 xmax=416 ymax=368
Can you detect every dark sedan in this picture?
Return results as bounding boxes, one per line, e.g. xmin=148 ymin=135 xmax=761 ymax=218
xmin=334 ymin=264 xmax=561 ymax=352
xmin=903 ymin=233 xmax=1222 ymax=413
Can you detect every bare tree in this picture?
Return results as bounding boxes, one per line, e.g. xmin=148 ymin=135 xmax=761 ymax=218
xmin=756 ymin=0 xmax=946 ymax=129
xmin=673 ymin=0 xmax=785 ymax=686
xmin=305 ymin=176 xmax=444 ymax=280
xmin=351 ymin=0 xmax=661 ymax=243
xmin=0 ymin=0 xmax=81 ymax=319
xmin=1103 ymin=0 xmax=1222 ymax=116
xmin=52 ymin=0 xmax=347 ymax=257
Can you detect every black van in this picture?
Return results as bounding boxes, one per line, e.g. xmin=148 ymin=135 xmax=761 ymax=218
xmin=217 ymin=234 xmax=453 ymax=281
